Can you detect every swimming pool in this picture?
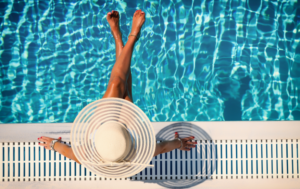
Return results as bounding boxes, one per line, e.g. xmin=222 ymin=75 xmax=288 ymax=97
xmin=0 ymin=0 xmax=299 ymax=123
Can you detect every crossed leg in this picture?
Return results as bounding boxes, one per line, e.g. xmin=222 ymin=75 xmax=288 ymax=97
xmin=102 ymin=10 xmax=144 ymax=102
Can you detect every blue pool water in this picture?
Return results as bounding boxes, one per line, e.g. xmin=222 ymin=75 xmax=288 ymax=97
xmin=0 ymin=0 xmax=300 ymax=123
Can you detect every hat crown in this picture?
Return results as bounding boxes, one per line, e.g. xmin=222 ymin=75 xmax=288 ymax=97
xmin=95 ymin=121 xmax=132 ymax=162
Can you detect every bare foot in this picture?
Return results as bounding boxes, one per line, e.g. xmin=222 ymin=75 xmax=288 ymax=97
xmin=106 ymin=10 xmax=122 ymax=40
xmin=129 ymin=10 xmax=145 ymax=38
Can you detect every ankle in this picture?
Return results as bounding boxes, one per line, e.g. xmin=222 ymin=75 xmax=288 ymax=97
xmin=128 ymin=34 xmax=138 ymax=38
xmin=128 ymin=32 xmax=140 ymax=41
xmin=127 ymin=35 xmax=138 ymax=43
xmin=129 ymin=31 xmax=139 ymax=36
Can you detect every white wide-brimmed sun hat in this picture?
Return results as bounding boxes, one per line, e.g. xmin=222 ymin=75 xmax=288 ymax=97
xmin=71 ymin=98 xmax=156 ymax=178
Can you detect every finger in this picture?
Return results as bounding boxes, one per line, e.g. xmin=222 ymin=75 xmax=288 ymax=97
xmin=38 ymin=142 xmax=46 ymax=147
xmin=183 ymin=142 xmax=196 ymax=148
xmin=40 ymin=136 xmax=51 ymax=140
xmin=187 ymin=141 xmax=197 ymax=145
xmin=186 ymin=141 xmax=195 ymax=145
xmin=183 ymin=136 xmax=194 ymax=141
xmin=174 ymin=132 xmax=179 ymax=139
xmin=38 ymin=137 xmax=48 ymax=142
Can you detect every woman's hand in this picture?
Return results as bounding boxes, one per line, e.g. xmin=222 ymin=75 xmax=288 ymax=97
xmin=37 ymin=136 xmax=80 ymax=164
xmin=153 ymin=132 xmax=197 ymax=156
xmin=38 ymin=136 xmax=61 ymax=150
xmin=175 ymin=132 xmax=197 ymax=151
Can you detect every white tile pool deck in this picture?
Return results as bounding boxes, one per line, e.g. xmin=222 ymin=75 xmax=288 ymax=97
xmin=0 ymin=121 xmax=299 ymax=189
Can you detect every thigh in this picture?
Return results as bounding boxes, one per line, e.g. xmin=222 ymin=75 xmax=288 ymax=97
xmin=124 ymin=93 xmax=133 ymax=103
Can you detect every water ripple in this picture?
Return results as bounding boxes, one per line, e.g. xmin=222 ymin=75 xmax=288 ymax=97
xmin=0 ymin=0 xmax=299 ymax=123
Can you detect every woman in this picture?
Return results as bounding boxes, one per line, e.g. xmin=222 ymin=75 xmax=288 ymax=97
xmin=38 ymin=10 xmax=196 ymax=164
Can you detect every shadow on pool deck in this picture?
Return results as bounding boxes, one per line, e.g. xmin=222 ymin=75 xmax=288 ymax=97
xmin=134 ymin=122 xmax=216 ymax=189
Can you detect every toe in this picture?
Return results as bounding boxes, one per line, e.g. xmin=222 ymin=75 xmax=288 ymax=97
xmin=114 ymin=11 xmax=119 ymax=17
xmin=134 ymin=10 xmax=139 ymax=16
xmin=139 ymin=10 xmax=144 ymax=16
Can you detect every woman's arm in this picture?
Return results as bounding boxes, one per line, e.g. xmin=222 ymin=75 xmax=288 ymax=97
xmin=153 ymin=133 xmax=196 ymax=157
xmin=153 ymin=139 xmax=181 ymax=156
xmin=38 ymin=136 xmax=81 ymax=164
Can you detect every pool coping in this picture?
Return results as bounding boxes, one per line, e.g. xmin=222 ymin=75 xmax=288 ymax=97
xmin=1 ymin=121 xmax=300 ymax=142
xmin=1 ymin=177 xmax=299 ymax=189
